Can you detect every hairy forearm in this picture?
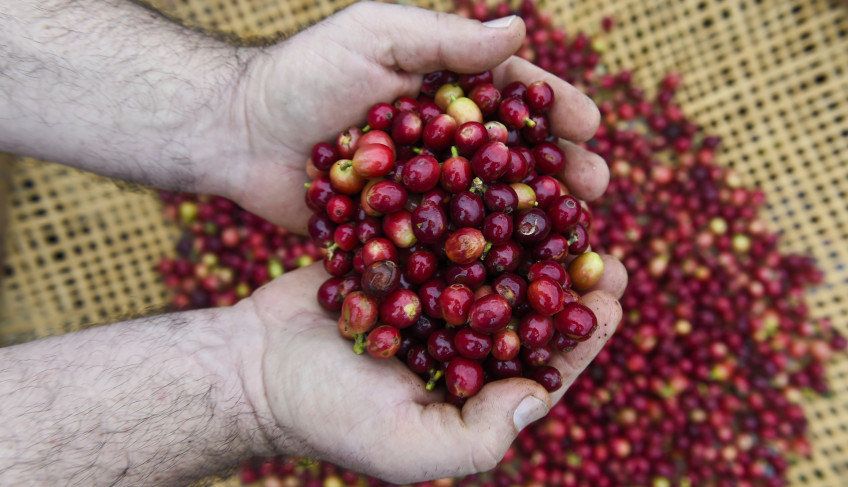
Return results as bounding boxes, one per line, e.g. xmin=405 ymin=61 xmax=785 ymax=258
xmin=0 ymin=0 xmax=246 ymax=194
xmin=0 ymin=306 xmax=272 ymax=486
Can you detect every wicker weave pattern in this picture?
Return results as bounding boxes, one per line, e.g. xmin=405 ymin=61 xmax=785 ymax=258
xmin=1 ymin=159 xmax=178 ymax=346
xmin=2 ymin=0 xmax=847 ymax=485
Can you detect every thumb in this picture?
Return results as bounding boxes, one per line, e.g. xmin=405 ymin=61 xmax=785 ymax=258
xmin=390 ymin=378 xmax=549 ymax=483
xmin=334 ymin=1 xmax=526 ymax=74
xmin=461 ymin=377 xmax=551 ymax=448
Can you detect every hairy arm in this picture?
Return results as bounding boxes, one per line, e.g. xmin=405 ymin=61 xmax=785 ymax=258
xmin=0 ymin=305 xmax=273 ymax=486
xmin=0 ymin=0 xmax=244 ymax=194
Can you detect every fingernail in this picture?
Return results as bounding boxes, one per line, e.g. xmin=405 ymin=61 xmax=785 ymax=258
xmin=483 ymin=15 xmax=517 ymax=29
xmin=513 ymin=396 xmax=548 ymax=432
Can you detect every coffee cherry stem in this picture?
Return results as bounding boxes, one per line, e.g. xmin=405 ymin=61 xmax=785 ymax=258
xmin=480 ymin=241 xmax=494 ymax=260
xmin=362 ymin=124 xmax=371 ymax=133
xmin=524 ymin=117 xmax=537 ymax=128
xmin=450 ymin=146 xmax=459 ymax=158
xmin=352 ymin=333 xmax=367 ymax=355
xmin=425 ymin=369 xmax=444 ymax=391
xmin=470 ymin=177 xmax=486 ymax=194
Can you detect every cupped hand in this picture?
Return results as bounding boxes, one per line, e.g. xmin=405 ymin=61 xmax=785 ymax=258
xmin=239 ymin=138 xmax=625 ymax=484
xmin=214 ymin=1 xmax=602 ymax=234
xmin=244 ymin=260 xmax=625 ymax=484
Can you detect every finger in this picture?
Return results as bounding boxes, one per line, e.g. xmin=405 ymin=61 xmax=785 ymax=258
xmin=492 ymin=56 xmax=600 ymax=142
xmin=558 ymin=139 xmax=610 ymax=201
xmin=338 ymin=2 xmax=526 ymax=75
xmin=548 ymin=290 xmax=622 ymax=404
xmin=380 ymin=378 xmax=550 ymax=484
xmin=586 ymin=254 xmax=628 ymax=299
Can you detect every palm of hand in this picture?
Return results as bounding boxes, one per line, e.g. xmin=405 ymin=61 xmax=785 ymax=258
xmin=246 ymin=262 xmax=626 ymax=483
xmin=248 ymin=264 xmax=485 ymax=481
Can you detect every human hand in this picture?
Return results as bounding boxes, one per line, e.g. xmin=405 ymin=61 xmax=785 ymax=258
xmin=237 ymin=174 xmax=625 ymax=483
xmin=210 ymin=1 xmax=603 ymax=234
xmin=240 ymin=262 xmax=625 ymax=483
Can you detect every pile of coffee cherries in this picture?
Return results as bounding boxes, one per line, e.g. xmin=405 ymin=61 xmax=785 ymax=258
xmin=307 ymin=72 xmax=603 ymax=402
xmin=154 ymin=0 xmax=844 ymax=485
xmin=157 ymin=192 xmax=321 ymax=310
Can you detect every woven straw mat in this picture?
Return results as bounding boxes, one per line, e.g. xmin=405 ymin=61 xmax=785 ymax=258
xmin=1 ymin=0 xmax=847 ymax=486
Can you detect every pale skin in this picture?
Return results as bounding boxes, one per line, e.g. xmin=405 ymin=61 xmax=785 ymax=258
xmin=0 ymin=1 xmax=627 ymax=486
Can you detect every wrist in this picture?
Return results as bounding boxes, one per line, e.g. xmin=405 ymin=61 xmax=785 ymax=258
xmin=185 ymin=300 xmax=279 ymax=458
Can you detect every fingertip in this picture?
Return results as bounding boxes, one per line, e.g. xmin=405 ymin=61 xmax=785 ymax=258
xmin=348 ymin=3 xmax=526 ymax=75
xmin=558 ymin=140 xmax=610 ymax=201
xmin=443 ymin=13 xmax=527 ymax=74
xmin=569 ymin=92 xmax=601 ymax=142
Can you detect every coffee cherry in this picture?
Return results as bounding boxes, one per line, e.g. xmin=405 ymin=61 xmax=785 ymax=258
xmin=526 ymin=81 xmax=555 ymax=112
xmin=445 ymin=357 xmax=485 ymax=399
xmin=405 ymin=249 xmax=438 ymax=284
xmin=391 ymin=110 xmax=423 ymax=145
xmin=471 ymin=141 xmax=511 ymax=181
xmin=482 ymin=212 xmax=514 ymax=245
xmin=366 ymin=103 xmax=397 ymax=131
xmin=468 ymin=294 xmax=512 ymax=334
xmin=449 ymin=191 xmax=486 ymax=227
xmin=445 ymin=260 xmax=487 ymax=290
xmin=365 ymin=180 xmax=407 ymax=214
xmin=439 ymin=283 xmax=474 ymax=325
xmin=518 ymin=312 xmax=555 ymax=348
xmin=568 ymin=251 xmax=605 ymax=291
xmin=338 ymin=291 xmax=378 ymax=337
xmin=492 ymin=272 xmax=528 ymax=306
xmin=454 ymin=122 xmax=488 ymax=157
xmin=527 ymin=276 xmax=565 ymax=316
xmin=445 ymin=227 xmax=487 ymax=265
xmin=418 ymin=278 xmax=446 ymax=319
xmin=427 ymin=328 xmax=458 ymax=362
xmin=468 ymin=83 xmax=502 ymax=116
xmin=311 ymin=142 xmax=339 ymax=171
xmin=532 ymin=142 xmax=565 ymax=175
xmin=529 ymin=365 xmax=563 ymax=392
xmin=401 ymin=155 xmax=441 ymax=193
xmin=548 ymin=195 xmax=582 ymax=233
xmin=454 ymin=328 xmax=493 ymax=360
xmin=491 ymin=328 xmax=522 ymax=361
xmin=406 ymin=344 xmax=436 ymax=374
xmin=483 ymin=183 xmax=519 ymax=213
xmin=379 ymin=289 xmax=422 ymax=328
xmin=411 ymin=203 xmax=448 ymax=244
xmin=364 ymin=325 xmax=402 ymax=358
xmin=360 ymin=260 xmax=400 ymax=298
xmin=499 ymin=97 xmax=536 ymax=129
xmin=553 ymin=302 xmax=598 ymax=341
xmin=352 ymin=143 xmax=395 ymax=179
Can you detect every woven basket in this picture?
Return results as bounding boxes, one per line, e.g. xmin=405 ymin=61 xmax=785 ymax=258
xmin=2 ymin=0 xmax=847 ymax=485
